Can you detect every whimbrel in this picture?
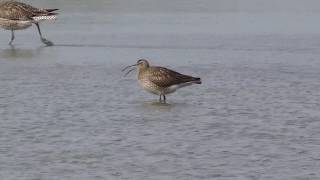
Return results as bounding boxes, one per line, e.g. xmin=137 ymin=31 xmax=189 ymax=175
xmin=0 ymin=1 xmax=58 ymax=46
xmin=123 ymin=59 xmax=202 ymax=103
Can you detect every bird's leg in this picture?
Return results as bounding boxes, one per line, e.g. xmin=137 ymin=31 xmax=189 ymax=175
xmin=35 ymin=23 xmax=54 ymax=46
xmin=159 ymin=95 xmax=162 ymax=102
xmin=163 ymin=95 xmax=166 ymax=103
xmin=9 ymin=30 xmax=14 ymax=45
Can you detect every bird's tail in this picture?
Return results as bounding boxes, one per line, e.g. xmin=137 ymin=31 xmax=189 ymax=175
xmin=33 ymin=15 xmax=57 ymax=21
xmin=32 ymin=9 xmax=59 ymax=21
xmin=45 ymin=9 xmax=59 ymax=16
xmin=192 ymin=77 xmax=202 ymax=84
xmin=45 ymin=9 xmax=59 ymax=13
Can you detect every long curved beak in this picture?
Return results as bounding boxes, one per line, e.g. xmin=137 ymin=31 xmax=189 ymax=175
xmin=122 ymin=63 xmax=138 ymax=77
xmin=122 ymin=64 xmax=137 ymax=72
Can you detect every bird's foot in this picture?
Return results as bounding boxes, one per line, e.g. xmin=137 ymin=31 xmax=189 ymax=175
xmin=8 ymin=40 xmax=13 ymax=46
xmin=41 ymin=38 xmax=54 ymax=46
xmin=158 ymin=99 xmax=167 ymax=104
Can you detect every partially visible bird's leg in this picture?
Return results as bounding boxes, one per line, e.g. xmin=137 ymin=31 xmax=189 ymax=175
xmin=35 ymin=22 xmax=54 ymax=46
xmin=159 ymin=95 xmax=162 ymax=102
xmin=9 ymin=30 xmax=14 ymax=45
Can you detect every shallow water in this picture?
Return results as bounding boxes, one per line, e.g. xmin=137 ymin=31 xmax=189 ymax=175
xmin=1 ymin=1 xmax=320 ymax=180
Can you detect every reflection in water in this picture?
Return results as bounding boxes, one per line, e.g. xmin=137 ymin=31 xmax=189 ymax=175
xmin=142 ymin=100 xmax=190 ymax=112
xmin=142 ymin=101 xmax=174 ymax=111
xmin=0 ymin=46 xmax=44 ymax=59
xmin=54 ymin=43 xmax=110 ymax=48
xmin=54 ymin=43 xmax=219 ymax=50
xmin=144 ymin=101 xmax=172 ymax=106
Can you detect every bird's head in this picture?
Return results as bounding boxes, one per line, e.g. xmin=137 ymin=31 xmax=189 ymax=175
xmin=136 ymin=59 xmax=150 ymax=69
xmin=122 ymin=59 xmax=150 ymax=77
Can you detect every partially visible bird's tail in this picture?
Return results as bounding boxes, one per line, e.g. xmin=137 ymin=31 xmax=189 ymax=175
xmin=32 ymin=9 xmax=59 ymax=21
xmin=45 ymin=9 xmax=59 ymax=16
xmin=192 ymin=77 xmax=202 ymax=84
xmin=46 ymin=9 xmax=59 ymax=13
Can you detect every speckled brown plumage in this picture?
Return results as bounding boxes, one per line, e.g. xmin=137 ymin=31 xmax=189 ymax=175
xmin=123 ymin=59 xmax=201 ymax=103
xmin=141 ymin=66 xmax=201 ymax=88
xmin=0 ymin=1 xmax=58 ymax=46
xmin=0 ymin=1 xmax=57 ymax=20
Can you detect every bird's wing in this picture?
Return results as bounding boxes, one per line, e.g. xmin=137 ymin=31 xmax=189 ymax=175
xmin=148 ymin=67 xmax=197 ymax=87
xmin=0 ymin=1 xmax=51 ymax=20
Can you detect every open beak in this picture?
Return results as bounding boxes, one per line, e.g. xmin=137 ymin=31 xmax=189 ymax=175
xmin=122 ymin=63 xmax=137 ymax=77
xmin=122 ymin=64 xmax=137 ymax=72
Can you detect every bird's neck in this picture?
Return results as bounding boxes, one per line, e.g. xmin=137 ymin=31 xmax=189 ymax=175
xmin=138 ymin=67 xmax=148 ymax=79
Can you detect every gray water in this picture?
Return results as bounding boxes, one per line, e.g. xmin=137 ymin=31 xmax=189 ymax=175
xmin=1 ymin=1 xmax=320 ymax=180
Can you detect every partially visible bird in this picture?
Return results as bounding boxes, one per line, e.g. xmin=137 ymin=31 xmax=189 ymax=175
xmin=123 ymin=59 xmax=202 ymax=103
xmin=0 ymin=1 xmax=58 ymax=46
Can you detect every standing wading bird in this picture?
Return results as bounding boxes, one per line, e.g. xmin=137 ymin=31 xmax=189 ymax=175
xmin=122 ymin=59 xmax=202 ymax=103
xmin=0 ymin=1 xmax=58 ymax=46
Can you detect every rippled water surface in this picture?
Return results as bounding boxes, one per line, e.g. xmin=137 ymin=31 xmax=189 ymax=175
xmin=1 ymin=1 xmax=320 ymax=179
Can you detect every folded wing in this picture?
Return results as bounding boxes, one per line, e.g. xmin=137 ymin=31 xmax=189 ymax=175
xmin=148 ymin=67 xmax=201 ymax=87
xmin=0 ymin=1 xmax=58 ymax=21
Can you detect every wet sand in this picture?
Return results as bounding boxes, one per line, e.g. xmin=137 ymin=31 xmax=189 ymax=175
xmin=1 ymin=1 xmax=320 ymax=179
